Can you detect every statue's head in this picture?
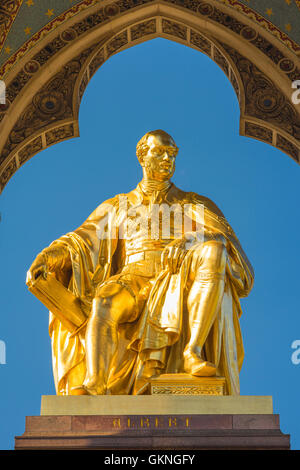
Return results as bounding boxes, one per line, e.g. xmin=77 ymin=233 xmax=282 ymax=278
xmin=136 ymin=130 xmax=179 ymax=181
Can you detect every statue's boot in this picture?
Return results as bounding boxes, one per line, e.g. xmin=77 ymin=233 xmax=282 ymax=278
xmin=70 ymin=386 xmax=90 ymax=395
xmin=183 ymin=242 xmax=226 ymax=377
xmin=71 ymin=384 xmax=105 ymax=395
xmin=183 ymin=272 xmax=224 ymax=376
xmin=183 ymin=348 xmax=217 ymax=376
xmin=83 ymin=299 xmax=118 ymax=395
xmin=70 ymin=384 xmax=106 ymax=395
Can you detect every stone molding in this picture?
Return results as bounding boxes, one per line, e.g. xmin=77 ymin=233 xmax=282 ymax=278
xmin=0 ymin=1 xmax=299 ymax=191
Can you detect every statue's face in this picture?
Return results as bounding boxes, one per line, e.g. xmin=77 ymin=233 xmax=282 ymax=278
xmin=141 ymin=134 xmax=177 ymax=181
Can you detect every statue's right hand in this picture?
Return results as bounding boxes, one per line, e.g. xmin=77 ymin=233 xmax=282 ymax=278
xmin=26 ymin=253 xmax=48 ymax=286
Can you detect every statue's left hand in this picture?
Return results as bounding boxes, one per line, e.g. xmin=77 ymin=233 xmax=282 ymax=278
xmin=161 ymin=238 xmax=187 ymax=274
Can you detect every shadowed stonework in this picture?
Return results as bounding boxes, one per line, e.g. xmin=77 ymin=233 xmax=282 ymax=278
xmin=0 ymin=0 xmax=300 ymax=193
xmin=0 ymin=1 xmax=299 ymax=190
xmin=15 ymin=396 xmax=290 ymax=450
xmin=1 ymin=0 xmax=300 ymax=69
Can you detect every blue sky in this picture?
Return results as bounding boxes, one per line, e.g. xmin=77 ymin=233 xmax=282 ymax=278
xmin=0 ymin=38 xmax=299 ymax=449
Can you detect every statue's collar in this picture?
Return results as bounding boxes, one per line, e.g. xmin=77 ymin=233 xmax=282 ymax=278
xmin=138 ymin=181 xmax=172 ymax=195
xmin=133 ymin=181 xmax=174 ymax=203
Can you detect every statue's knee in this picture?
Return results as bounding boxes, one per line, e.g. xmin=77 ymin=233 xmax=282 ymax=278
xmin=95 ymin=280 xmax=123 ymax=299
xmin=201 ymin=239 xmax=227 ymax=274
xmin=92 ymin=282 xmax=122 ymax=322
xmin=93 ymin=281 xmax=136 ymax=324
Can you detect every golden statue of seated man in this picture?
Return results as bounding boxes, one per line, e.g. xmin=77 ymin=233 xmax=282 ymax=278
xmin=26 ymin=130 xmax=254 ymax=396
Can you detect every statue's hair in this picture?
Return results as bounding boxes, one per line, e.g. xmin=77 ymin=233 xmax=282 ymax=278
xmin=136 ymin=130 xmax=179 ymax=160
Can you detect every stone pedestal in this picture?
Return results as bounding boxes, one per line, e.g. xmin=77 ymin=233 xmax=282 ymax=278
xmin=15 ymin=395 xmax=290 ymax=450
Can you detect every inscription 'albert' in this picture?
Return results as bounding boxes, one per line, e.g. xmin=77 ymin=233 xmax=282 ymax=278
xmin=112 ymin=416 xmax=190 ymax=429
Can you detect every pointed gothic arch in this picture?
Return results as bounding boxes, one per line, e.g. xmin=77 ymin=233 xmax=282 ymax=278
xmin=0 ymin=0 xmax=299 ymax=192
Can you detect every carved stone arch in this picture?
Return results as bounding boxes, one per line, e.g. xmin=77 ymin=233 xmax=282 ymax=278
xmin=0 ymin=0 xmax=300 ymax=192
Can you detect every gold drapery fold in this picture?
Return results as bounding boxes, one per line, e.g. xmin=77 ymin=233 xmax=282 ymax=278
xmin=44 ymin=184 xmax=253 ymax=395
